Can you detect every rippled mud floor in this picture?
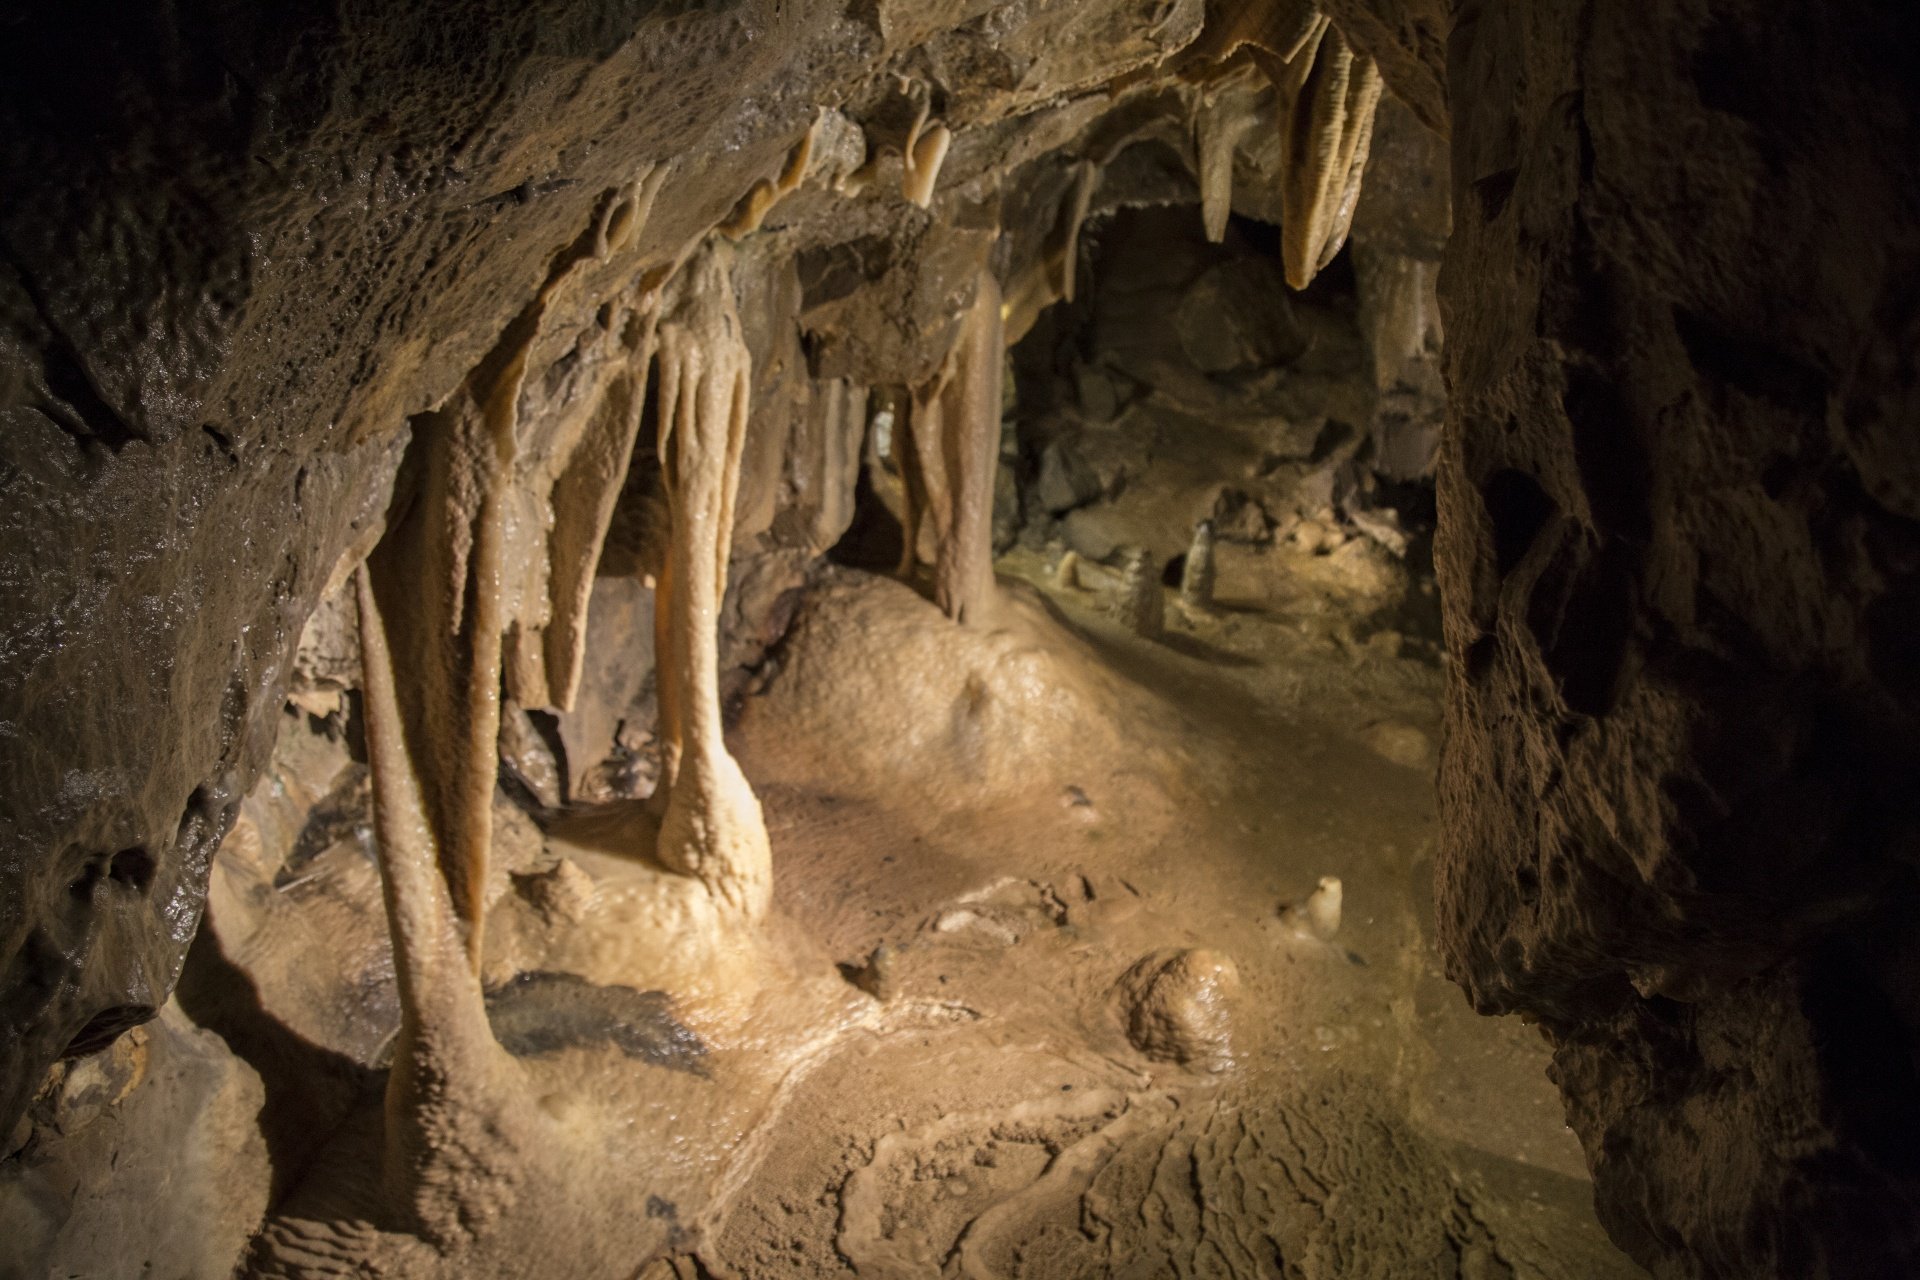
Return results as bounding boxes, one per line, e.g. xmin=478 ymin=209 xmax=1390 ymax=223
xmin=669 ymin=550 xmax=1642 ymax=1279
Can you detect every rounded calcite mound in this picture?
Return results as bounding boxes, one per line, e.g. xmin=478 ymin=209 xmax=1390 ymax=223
xmin=1112 ymin=948 xmax=1241 ymax=1071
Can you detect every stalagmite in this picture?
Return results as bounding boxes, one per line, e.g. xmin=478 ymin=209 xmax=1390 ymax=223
xmin=651 ymin=244 xmax=774 ymax=919
xmin=1180 ymin=518 xmax=1217 ymax=611
xmin=1056 ymin=547 xmax=1083 ymax=590
xmin=898 ymin=270 xmax=1005 ymax=624
xmin=1118 ymin=548 xmax=1164 ymax=638
xmin=1282 ymin=876 xmax=1343 ymax=940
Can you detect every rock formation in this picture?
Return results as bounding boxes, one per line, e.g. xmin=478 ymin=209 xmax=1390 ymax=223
xmin=651 ymin=246 xmax=774 ymax=918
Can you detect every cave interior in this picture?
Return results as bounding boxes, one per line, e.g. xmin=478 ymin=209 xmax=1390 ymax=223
xmin=2 ymin=1 xmax=1918 ymax=1278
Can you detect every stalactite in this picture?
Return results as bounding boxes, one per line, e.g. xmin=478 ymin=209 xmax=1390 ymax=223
xmin=1047 ymin=161 xmax=1098 ymax=305
xmin=651 ymin=244 xmax=773 ymax=919
xmin=537 ymin=323 xmax=659 ymax=712
xmin=901 ymin=103 xmax=952 ymax=210
xmin=364 ymin=313 xmax=535 ymax=971
xmin=1003 ymin=160 xmax=1098 ymax=344
xmin=1260 ymin=16 xmax=1384 ymax=289
xmin=798 ymin=378 xmax=868 ymax=553
xmin=899 ymin=270 xmax=1005 ymax=625
xmin=363 ymin=174 xmax=671 ymax=972
xmin=719 ymin=113 xmax=822 ymax=240
xmin=1196 ymin=99 xmax=1256 ymax=243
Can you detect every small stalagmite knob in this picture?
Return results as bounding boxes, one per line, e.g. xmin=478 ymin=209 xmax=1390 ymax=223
xmin=1118 ymin=547 xmax=1163 ymax=638
xmin=1180 ymin=518 xmax=1216 ymax=611
xmin=1055 ymin=547 xmax=1082 ymax=590
xmin=1282 ymin=876 xmax=1344 ymax=940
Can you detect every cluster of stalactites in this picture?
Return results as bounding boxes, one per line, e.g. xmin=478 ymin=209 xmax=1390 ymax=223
xmin=1189 ymin=0 xmax=1385 ymax=289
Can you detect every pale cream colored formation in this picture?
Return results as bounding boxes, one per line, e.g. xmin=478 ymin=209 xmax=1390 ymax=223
xmin=897 ymin=270 xmax=1005 ymax=625
xmin=1282 ymin=874 xmax=1344 ymax=939
xmin=1179 ymin=0 xmax=1385 ymax=289
xmin=1003 ymin=160 xmax=1098 ymax=344
xmin=901 ymin=99 xmax=952 ymax=210
xmin=651 ymin=244 xmax=774 ymax=919
xmin=1197 ymin=94 xmax=1258 ymax=243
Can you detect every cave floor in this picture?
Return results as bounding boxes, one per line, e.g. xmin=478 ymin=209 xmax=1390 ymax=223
xmin=684 ymin=547 xmax=1643 ymax=1279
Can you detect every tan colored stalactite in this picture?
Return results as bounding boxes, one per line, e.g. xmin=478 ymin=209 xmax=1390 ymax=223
xmin=365 ymin=335 xmax=527 ymax=971
xmin=354 ymin=570 xmax=525 ymax=1242
xmin=900 ymin=375 xmax=950 ymax=580
xmin=1005 ymin=162 xmax=1096 ymax=346
xmin=1197 ymin=99 xmax=1258 ymax=243
xmin=901 ymin=272 xmax=1005 ymax=625
xmin=902 ymin=100 xmax=952 ymax=210
xmin=931 ymin=271 xmax=1004 ymax=625
xmin=720 ymin=113 xmax=823 ymax=240
xmin=539 ymin=320 xmax=659 ymax=711
xmin=801 ymin=378 xmax=867 ymax=553
xmin=369 ymin=171 xmax=671 ymax=962
xmin=652 ymin=245 xmax=773 ymax=919
xmin=1263 ymin=17 xmax=1384 ymax=289
xmin=893 ymin=387 xmax=930 ymax=579
xmin=1047 ymin=161 xmax=1097 ymax=306
xmin=502 ymin=170 xmax=670 ymax=713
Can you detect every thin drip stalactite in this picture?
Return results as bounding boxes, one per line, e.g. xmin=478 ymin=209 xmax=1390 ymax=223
xmin=898 ymin=269 xmax=1005 ymax=625
xmin=1197 ymin=96 xmax=1257 ymax=244
xmin=652 ymin=243 xmax=774 ymax=919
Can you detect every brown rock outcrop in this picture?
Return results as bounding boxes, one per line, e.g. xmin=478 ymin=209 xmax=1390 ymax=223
xmin=1436 ymin=2 xmax=1920 ymax=1274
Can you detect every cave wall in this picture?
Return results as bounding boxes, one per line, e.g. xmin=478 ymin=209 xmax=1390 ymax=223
xmin=1435 ymin=0 xmax=1920 ymax=1274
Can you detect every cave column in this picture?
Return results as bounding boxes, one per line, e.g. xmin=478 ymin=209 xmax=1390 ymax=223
xmin=653 ymin=244 xmax=774 ymax=920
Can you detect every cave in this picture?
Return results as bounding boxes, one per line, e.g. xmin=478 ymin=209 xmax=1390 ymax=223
xmin=2 ymin=2 xmax=1917 ymax=1277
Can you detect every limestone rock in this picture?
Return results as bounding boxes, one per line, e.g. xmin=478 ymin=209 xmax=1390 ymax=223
xmin=1360 ymin=721 xmax=1431 ymax=770
xmin=1172 ymin=259 xmax=1306 ymax=375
